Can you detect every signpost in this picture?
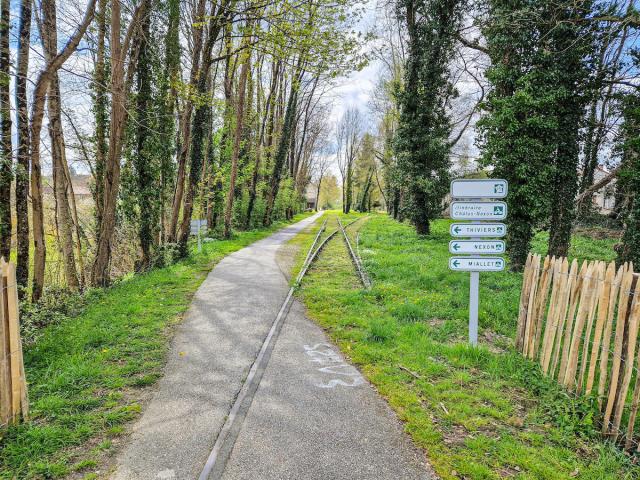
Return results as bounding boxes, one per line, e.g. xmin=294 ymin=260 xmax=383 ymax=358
xmin=449 ymin=240 xmax=505 ymax=254
xmin=190 ymin=219 xmax=207 ymax=253
xmin=449 ymin=257 xmax=505 ymax=271
xmin=450 ymin=201 xmax=507 ymax=220
xmin=449 ymin=179 xmax=508 ymax=346
xmin=450 ymin=179 xmax=508 ymax=198
xmin=450 ymin=223 xmax=506 ymax=237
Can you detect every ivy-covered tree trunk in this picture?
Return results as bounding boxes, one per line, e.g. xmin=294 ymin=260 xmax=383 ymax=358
xmin=134 ymin=3 xmax=154 ymax=268
xmin=479 ymin=0 xmax=590 ymax=270
xmin=0 ymin=0 xmax=11 ymax=260
xmin=545 ymin=3 xmax=591 ymax=258
xmin=263 ymin=72 xmax=301 ymax=226
xmin=394 ymin=0 xmax=463 ymax=235
xmin=617 ymin=94 xmax=640 ymax=267
xmin=93 ymin=0 xmax=108 ymax=231
xmin=167 ymin=0 xmax=206 ymax=243
xmin=177 ymin=0 xmax=230 ymax=253
xmin=158 ymin=0 xmax=180 ymax=244
xmin=223 ymin=50 xmax=251 ymax=238
xmin=15 ymin=0 xmax=31 ymax=295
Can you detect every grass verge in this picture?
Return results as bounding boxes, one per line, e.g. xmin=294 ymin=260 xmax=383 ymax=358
xmin=294 ymin=213 xmax=638 ymax=480
xmin=0 ymin=213 xmax=311 ymax=479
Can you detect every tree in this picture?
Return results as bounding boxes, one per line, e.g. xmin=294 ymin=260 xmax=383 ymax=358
xmin=0 ymin=0 xmax=11 ymax=259
xmin=30 ymin=0 xmax=96 ymax=300
xmin=41 ymin=0 xmax=81 ymax=289
xmin=478 ymin=0 xmax=592 ymax=269
xmin=394 ymin=0 xmax=464 ymax=235
xmin=336 ymin=108 xmax=362 ymax=214
xmin=15 ymin=0 xmax=32 ymax=295
xmin=616 ymin=92 xmax=640 ymax=266
xmin=91 ymin=0 xmax=145 ymax=286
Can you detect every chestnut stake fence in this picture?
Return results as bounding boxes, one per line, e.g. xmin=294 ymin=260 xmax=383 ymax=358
xmin=0 ymin=259 xmax=28 ymax=428
xmin=516 ymin=253 xmax=640 ymax=449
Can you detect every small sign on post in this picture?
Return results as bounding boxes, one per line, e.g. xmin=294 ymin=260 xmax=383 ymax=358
xmin=449 ymin=240 xmax=505 ymax=255
xmin=449 ymin=179 xmax=508 ymax=346
xmin=450 ymin=223 xmax=506 ymax=237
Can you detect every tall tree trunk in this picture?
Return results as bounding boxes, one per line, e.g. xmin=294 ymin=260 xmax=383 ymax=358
xmin=315 ymin=175 xmax=322 ymax=211
xmin=167 ymin=0 xmax=207 ymax=242
xmin=15 ymin=0 xmax=32 ymax=297
xmin=263 ymin=66 xmax=302 ymax=226
xmin=0 ymin=0 xmax=11 ymax=260
xmin=47 ymin=76 xmax=80 ymax=288
xmin=134 ymin=1 xmax=153 ymax=268
xmin=91 ymin=0 xmax=136 ymax=286
xmin=159 ymin=0 xmax=181 ymax=245
xmin=177 ymin=0 xmax=230 ymax=252
xmin=30 ymin=0 xmax=96 ymax=300
xmin=93 ymin=0 xmax=108 ymax=229
xmin=41 ymin=1 xmax=80 ymax=289
xmin=223 ymin=51 xmax=251 ymax=238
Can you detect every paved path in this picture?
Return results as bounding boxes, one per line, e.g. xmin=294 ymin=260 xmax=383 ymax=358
xmin=111 ymin=214 xmax=433 ymax=480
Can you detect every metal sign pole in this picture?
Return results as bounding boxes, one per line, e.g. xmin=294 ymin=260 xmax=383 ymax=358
xmin=469 ymin=271 xmax=479 ymax=346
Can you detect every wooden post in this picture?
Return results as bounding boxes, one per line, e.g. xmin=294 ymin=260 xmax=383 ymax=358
xmin=530 ymin=256 xmax=554 ymax=360
xmin=603 ymin=264 xmax=635 ymax=436
xmin=564 ymin=262 xmax=596 ymax=390
xmin=516 ymin=253 xmax=533 ymax=351
xmin=0 ymin=259 xmax=28 ymax=427
xmin=577 ymin=261 xmax=605 ymax=393
xmin=558 ymin=260 xmax=587 ymax=384
xmin=597 ymin=264 xmax=625 ymax=411
xmin=585 ymin=261 xmax=615 ymax=396
xmin=550 ymin=259 xmax=579 ymax=378
xmin=612 ymin=271 xmax=639 ymax=437
xmin=540 ymin=258 xmax=564 ymax=374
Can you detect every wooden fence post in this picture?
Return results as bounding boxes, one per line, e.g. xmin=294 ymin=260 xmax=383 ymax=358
xmin=0 ymin=259 xmax=28 ymax=428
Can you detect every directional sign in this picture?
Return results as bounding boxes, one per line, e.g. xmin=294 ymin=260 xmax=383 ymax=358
xmin=190 ymin=219 xmax=207 ymax=236
xmin=450 ymin=201 xmax=507 ymax=221
xmin=450 ymin=223 xmax=506 ymax=238
xmin=449 ymin=240 xmax=505 ymax=254
xmin=449 ymin=257 xmax=505 ymax=272
xmin=451 ymin=179 xmax=508 ymax=198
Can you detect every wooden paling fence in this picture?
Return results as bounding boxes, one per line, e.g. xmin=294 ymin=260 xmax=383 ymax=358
xmin=0 ymin=259 xmax=28 ymax=428
xmin=516 ymin=253 xmax=640 ymax=449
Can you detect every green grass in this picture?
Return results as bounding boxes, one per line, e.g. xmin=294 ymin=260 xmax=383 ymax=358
xmin=0 ymin=213 xmax=311 ymax=479
xmin=294 ymin=213 xmax=638 ymax=480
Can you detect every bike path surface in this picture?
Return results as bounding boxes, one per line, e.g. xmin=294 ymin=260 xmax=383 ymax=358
xmin=111 ymin=213 xmax=434 ymax=480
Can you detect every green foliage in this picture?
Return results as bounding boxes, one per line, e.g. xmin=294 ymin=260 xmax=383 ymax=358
xmin=478 ymin=0 xmax=594 ymax=269
xmin=294 ymin=214 xmax=638 ymax=479
xmin=617 ymin=92 xmax=640 ymax=266
xmin=394 ymin=0 xmax=464 ymax=235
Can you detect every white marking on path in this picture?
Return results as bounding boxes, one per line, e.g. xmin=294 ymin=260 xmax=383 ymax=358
xmin=303 ymin=343 xmax=365 ymax=389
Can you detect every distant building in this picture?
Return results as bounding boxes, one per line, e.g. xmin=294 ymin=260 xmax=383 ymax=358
xmin=43 ymin=174 xmax=93 ymax=200
xmin=590 ymin=166 xmax=616 ymax=214
xmin=305 ymin=184 xmax=317 ymax=210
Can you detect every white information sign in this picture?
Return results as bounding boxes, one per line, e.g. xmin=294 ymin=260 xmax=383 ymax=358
xmin=190 ymin=219 xmax=207 ymax=236
xmin=449 ymin=240 xmax=505 ymax=255
xmin=450 ymin=223 xmax=506 ymax=238
xmin=450 ymin=179 xmax=508 ymax=198
xmin=449 ymin=257 xmax=505 ymax=272
xmin=450 ymin=201 xmax=507 ymax=221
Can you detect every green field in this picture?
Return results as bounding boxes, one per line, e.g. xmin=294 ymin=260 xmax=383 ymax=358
xmin=294 ymin=213 xmax=637 ymax=480
xmin=0 ymin=213 xmax=311 ymax=479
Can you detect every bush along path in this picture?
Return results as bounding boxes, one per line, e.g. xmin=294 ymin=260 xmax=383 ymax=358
xmin=0 ymin=214 xmax=313 ymax=479
xmin=293 ymin=213 xmax=639 ymax=480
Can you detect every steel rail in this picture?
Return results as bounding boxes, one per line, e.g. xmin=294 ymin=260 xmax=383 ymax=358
xmin=337 ymin=217 xmax=371 ymax=289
